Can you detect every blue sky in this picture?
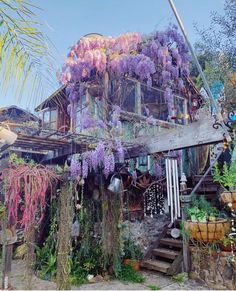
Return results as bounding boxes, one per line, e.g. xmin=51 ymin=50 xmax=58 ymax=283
xmin=1 ymin=0 xmax=225 ymax=111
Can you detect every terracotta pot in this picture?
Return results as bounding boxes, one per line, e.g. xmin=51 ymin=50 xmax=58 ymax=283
xmin=123 ymin=259 xmax=140 ymax=271
xmin=220 ymin=192 xmax=236 ymax=209
xmin=185 ymin=219 xmax=230 ymax=242
xmin=219 ymin=243 xmax=235 ymax=252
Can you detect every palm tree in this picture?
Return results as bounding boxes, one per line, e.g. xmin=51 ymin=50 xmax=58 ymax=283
xmin=0 ymin=0 xmax=54 ymax=101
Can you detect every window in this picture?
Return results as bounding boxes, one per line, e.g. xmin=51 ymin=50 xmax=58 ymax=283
xmin=43 ymin=109 xmax=57 ymax=130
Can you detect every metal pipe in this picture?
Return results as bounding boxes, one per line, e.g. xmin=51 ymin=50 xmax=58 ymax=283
xmin=168 ymin=0 xmax=231 ymax=142
xmin=165 ymin=158 xmax=171 ymax=206
xmin=172 ymin=159 xmax=178 ymax=220
xmin=168 ymin=158 xmax=174 ymax=223
xmin=174 ymin=159 xmax=181 ymax=217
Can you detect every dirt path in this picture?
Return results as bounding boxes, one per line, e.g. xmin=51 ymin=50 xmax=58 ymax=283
xmin=9 ymin=260 xmax=208 ymax=290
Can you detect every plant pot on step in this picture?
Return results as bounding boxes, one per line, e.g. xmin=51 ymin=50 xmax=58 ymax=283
xmin=220 ymin=191 xmax=236 ymax=210
xmin=123 ymin=259 xmax=140 ymax=271
xmin=219 ymin=243 xmax=236 ymax=252
xmin=184 ymin=219 xmax=230 ymax=243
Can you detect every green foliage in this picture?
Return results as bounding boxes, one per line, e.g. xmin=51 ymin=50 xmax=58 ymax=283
xmin=184 ymin=195 xmax=220 ymax=222
xmin=221 ymin=235 xmax=236 ymax=247
xmin=69 ymin=201 xmax=104 ymax=286
xmin=9 ymin=153 xmax=36 ymax=167
xmin=180 ymin=221 xmax=190 ymax=243
xmin=213 ymin=161 xmax=236 ymax=189
xmin=117 ymin=265 xmax=145 ymax=283
xmin=35 ymin=213 xmax=57 ymax=280
xmin=194 ymin=0 xmax=236 ymax=112
xmin=122 ymin=238 xmax=143 ymax=260
xmin=172 ymin=272 xmax=188 ymax=284
xmin=147 ymin=285 xmax=160 ymax=290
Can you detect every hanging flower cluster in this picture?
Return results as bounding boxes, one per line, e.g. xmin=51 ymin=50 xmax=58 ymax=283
xmin=59 ymin=25 xmax=190 ymax=111
xmin=2 ymin=162 xmax=58 ymax=231
xmin=71 ymin=141 xmax=125 ymax=179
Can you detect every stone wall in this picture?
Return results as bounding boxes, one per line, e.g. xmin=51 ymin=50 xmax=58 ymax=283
xmin=122 ymin=214 xmax=169 ymax=253
xmin=189 ymin=248 xmax=236 ymax=290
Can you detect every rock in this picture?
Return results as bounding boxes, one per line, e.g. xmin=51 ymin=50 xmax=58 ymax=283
xmin=223 ymin=265 xmax=233 ymax=280
xmin=89 ymin=275 xmax=104 ymax=283
xmin=122 ymin=214 xmax=168 ymax=251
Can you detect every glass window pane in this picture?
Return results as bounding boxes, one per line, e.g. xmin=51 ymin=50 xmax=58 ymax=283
xmin=50 ymin=110 xmax=57 ymax=122
xmin=44 ymin=111 xmax=50 ymax=123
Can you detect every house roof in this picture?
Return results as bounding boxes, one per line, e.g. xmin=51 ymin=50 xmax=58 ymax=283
xmin=34 ymin=85 xmax=68 ymax=112
xmin=0 ymin=105 xmax=39 ymax=122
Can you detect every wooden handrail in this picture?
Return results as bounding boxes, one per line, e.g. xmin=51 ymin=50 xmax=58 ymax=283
xmin=189 ymin=148 xmax=223 ymax=197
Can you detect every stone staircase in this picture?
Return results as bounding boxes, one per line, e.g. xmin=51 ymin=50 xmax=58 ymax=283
xmin=141 ymin=221 xmax=183 ymax=275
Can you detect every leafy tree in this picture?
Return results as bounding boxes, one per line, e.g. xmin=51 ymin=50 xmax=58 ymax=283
xmin=0 ymin=0 xmax=54 ymax=101
xmin=192 ymin=0 xmax=236 ymax=111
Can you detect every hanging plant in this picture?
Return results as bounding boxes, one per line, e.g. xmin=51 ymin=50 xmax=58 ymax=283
xmin=2 ymin=155 xmax=58 ymax=231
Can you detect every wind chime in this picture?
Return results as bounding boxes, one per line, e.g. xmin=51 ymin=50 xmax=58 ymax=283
xmin=165 ymin=156 xmax=181 ymax=223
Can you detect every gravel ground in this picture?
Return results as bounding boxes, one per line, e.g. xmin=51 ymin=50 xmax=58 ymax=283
xmin=8 ymin=260 xmax=209 ymax=290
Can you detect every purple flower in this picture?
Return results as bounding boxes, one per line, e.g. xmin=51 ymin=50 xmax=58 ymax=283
xmin=82 ymin=159 xmax=89 ymax=178
xmin=115 ymin=140 xmax=124 ymax=161
xmin=155 ymin=162 xmax=163 ymax=178
xmin=71 ymin=157 xmax=82 ymax=178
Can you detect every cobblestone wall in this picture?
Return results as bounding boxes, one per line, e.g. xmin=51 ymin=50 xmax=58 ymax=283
xmin=189 ymin=248 xmax=236 ymax=290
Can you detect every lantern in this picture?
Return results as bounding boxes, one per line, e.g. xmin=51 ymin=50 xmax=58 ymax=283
xmin=192 ymin=98 xmax=198 ymax=109
xmin=170 ymin=107 xmax=177 ymax=120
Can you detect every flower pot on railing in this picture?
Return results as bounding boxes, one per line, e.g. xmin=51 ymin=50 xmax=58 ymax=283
xmin=220 ymin=191 xmax=236 ymax=210
xmin=184 ymin=219 xmax=230 ymax=242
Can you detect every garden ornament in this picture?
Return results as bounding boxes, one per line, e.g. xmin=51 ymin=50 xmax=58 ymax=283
xmin=0 ymin=126 xmax=17 ymax=145
xmin=71 ymin=218 xmax=80 ymax=237
xmin=107 ymin=175 xmax=122 ymax=193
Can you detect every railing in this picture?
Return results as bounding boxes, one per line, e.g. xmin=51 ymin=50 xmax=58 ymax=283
xmin=189 ymin=148 xmax=223 ymax=197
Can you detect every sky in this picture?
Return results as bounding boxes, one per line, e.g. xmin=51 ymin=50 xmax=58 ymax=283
xmin=1 ymin=0 xmax=225 ymax=111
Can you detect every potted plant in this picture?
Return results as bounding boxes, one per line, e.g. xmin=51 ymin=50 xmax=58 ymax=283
xmin=213 ymin=160 xmax=236 ymax=209
xmin=184 ymin=196 xmax=230 ymax=242
xmin=220 ymin=235 xmax=236 ymax=252
xmin=122 ymin=238 xmax=143 ymax=271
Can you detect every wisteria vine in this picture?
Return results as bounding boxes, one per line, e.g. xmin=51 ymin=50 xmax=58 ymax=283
xmin=71 ymin=139 xmax=125 ymax=180
xmin=59 ymin=25 xmax=190 ymax=112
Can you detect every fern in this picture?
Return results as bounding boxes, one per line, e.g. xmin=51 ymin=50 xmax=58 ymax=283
xmin=213 ymin=161 xmax=236 ymax=189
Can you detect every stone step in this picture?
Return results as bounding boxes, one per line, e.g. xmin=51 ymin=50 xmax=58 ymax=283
xmin=159 ymin=238 xmax=182 ymax=248
xmin=152 ymin=247 xmax=180 ymax=260
xmin=141 ymin=259 xmax=171 ymax=273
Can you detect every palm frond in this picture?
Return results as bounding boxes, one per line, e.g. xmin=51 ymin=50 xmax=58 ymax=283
xmin=0 ymin=0 xmax=57 ymax=103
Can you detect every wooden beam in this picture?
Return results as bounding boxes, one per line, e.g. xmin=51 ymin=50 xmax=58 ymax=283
xmin=135 ymin=81 xmax=141 ymax=115
xmin=120 ymin=110 xmax=182 ymax=129
xmin=130 ymin=112 xmax=225 ymax=154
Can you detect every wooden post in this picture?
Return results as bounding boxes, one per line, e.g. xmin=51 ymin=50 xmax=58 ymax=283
xmin=56 ymin=173 xmax=72 ymax=290
xmin=1 ymin=180 xmax=13 ymax=290
xmin=1 ymin=209 xmax=8 ymax=290
xmin=135 ymin=81 xmax=141 ymax=115
xmin=180 ymin=174 xmax=190 ymax=273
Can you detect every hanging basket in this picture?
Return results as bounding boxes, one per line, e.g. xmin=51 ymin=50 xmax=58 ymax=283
xmin=220 ymin=191 xmax=236 ymax=210
xmin=185 ymin=219 xmax=230 ymax=242
xmin=87 ymin=83 xmax=103 ymax=97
